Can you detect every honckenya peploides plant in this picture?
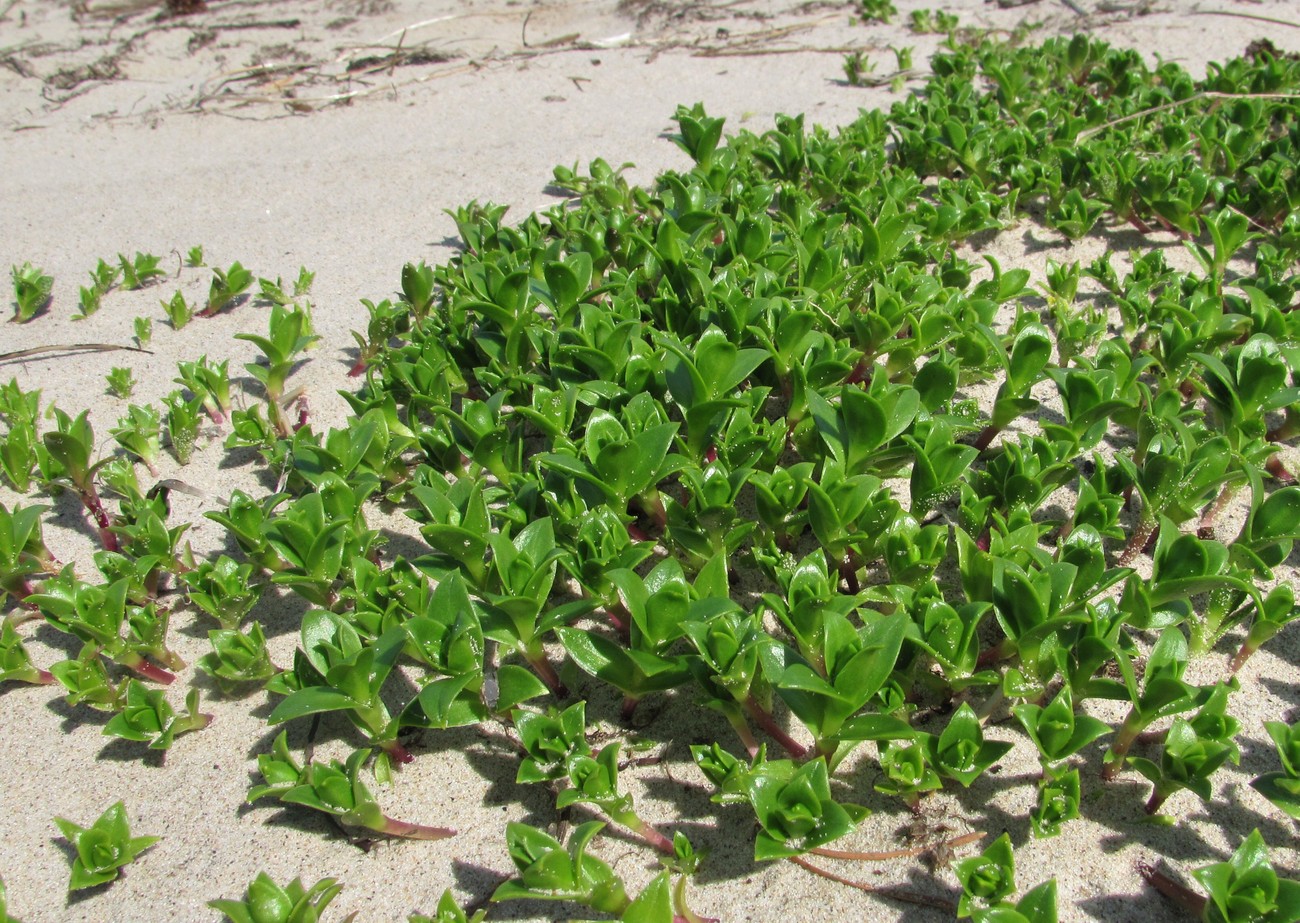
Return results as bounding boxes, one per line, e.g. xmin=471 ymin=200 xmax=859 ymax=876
xmin=1 ymin=27 xmax=1300 ymax=923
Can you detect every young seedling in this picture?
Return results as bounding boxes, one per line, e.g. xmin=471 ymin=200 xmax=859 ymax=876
xmin=117 ymin=252 xmax=165 ymax=291
xmin=209 ymin=874 xmax=344 ymax=923
xmin=49 ymin=645 xmax=124 ymax=712
xmin=235 ymin=303 xmax=319 ymax=436
xmin=28 ymin=572 xmax=177 ymax=684
xmin=161 ymin=290 xmax=194 ymax=330
xmin=133 ymin=316 xmax=152 ymax=348
xmin=104 ymin=368 xmax=135 ymax=400
xmin=41 ymin=409 xmax=119 ymax=552
xmin=492 ymin=822 xmax=631 ymax=915
xmin=0 ymin=500 xmax=55 ymax=611
xmin=249 ymin=732 xmax=454 ymax=840
xmin=52 ymin=801 xmax=158 ymax=891
xmin=10 ymin=262 xmax=52 ymax=323
xmin=559 ymin=741 xmax=678 ymax=854
xmin=185 ymin=245 xmax=204 ymax=267
xmin=103 ymin=681 xmax=211 ymax=749
xmin=201 ymin=260 xmax=253 ymax=316
xmin=349 ymin=298 xmax=405 ymax=376
xmin=1100 ymin=629 xmax=1214 ymax=782
xmin=175 ymin=356 xmax=232 ymax=424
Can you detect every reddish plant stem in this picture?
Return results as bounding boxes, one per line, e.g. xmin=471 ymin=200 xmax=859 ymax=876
xmin=1197 ymin=482 xmax=1239 ymax=538
xmin=626 ymin=816 xmax=676 ymax=855
xmin=1145 ymin=788 xmax=1167 ymax=816
xmin=380 ymin=816 xmax=456 ymax=840
xmin=789 ymin=855 xmax=956 ymax=912
xmin=810 ymin=831 xmax=984 ymax=862
xmin=79 ymin=485 xmax=120 ymax=553
xmin=722 ymin=709 xmax=761 ymax=757
xmin=744 ymin=695 xmax=808 ymax=760
xmin=123 ymin=654 xmax=176 ymax=685
xmin=1126 ymin=213 xmax=1153 ymax=234
xmin=621 ymin=695 xmax=639 ymax=723
xmin=1137 ymin=861 xmax=1207 ymax=917
xmin=972 ymin=424 xmax=999 ymax=453
xmin=1117 ymin=517 xmax=1157 ymax=566
xmin=1229 ymin=636 xmax=1265 ymax=676
xmin=382 ymin=739 xmax=415 ymax=765
xmin=1266 ymin=454 xmax=1295 ymax=484
xmin=527 ymin=650 xmax=568 ymax=699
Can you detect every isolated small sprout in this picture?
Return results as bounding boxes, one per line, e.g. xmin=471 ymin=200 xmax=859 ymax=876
xmin=202 ymin=260 xmax=253 ymax=316
xmin=105 ymin=367 xmax=135 ymax=400
xmin=117 ymin=252 xmax=165 ymax=291
xmin=209 ymin=874 xmax=343 ymax=923
xmin=843 ymin=51 xmax=874 ymax=87
xmin=53 ymin=801 xmax=158 ymax=892
xmin=161 ymin=290 xmax=194 ymax=330
xmin=133 ymin=315 xmax=152 ymax=348
xmin=185 ymin=245 xmax=204 ymax=267
xmin=10 ymin=262 xmax=52 ymax=323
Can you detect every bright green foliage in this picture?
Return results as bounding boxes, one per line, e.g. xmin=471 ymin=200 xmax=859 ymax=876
xmin=409 ymin=890 xmax=487 ymax=923
xmin=53 ymin=801 xmax=158 ymax=891
xmin=10 ymin=263 xmax=52 ymax=322
xmin=1194 ymin=830 xmax=1300 ymax=923
xmin=491 ymin=822 xmax=629 ymax=915
xmin=248 ymin=732 xmax=454 ymax=840
xmin=103 ymin=682 xmax=210 ymax=749
xmin=1252 ymin=720 xmax=1300 ymax=821
xmin=209 ymin=874 xmax=343 ymax=923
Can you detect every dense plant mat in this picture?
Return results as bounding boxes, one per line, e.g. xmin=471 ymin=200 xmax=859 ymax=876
xmin=4 ymin=30 xmax=1300 ymax=922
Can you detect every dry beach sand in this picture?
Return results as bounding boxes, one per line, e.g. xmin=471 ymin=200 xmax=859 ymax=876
xmin=2 ymin=0 xmax=1300 ymax=920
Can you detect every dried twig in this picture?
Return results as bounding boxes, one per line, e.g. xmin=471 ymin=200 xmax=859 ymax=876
xmin=0 ymin=343 xmax=152 ymax=364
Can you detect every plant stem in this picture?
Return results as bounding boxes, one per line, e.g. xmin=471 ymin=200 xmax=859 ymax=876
xmin=525 ymin=649 xmax=568 ymax=699
xmin=619 ymin=812 xmax=675 ymax=855
xmin=1265 ymin=454 xmax=1295 ymax=484
xmin=1228 ymin=640 xmax=1255 ymax=676
xmin=120 ymin=653 xmax=176 ymax=685
xmin=1137 ymin=861 xmax=1207 ymax=917
xmin=972 ymin=424 xmax=1000 ymax=452
xmin=1197 ymin=481 xmax=1239 ymax=538
xmin=809 ymin=830 xmax=984 ymax=862
xmin=789 ymin=855 xmax=956 ymax=912
xmin=1117 ymin=515 xmax=1157 ymax=566
xmin=744 ymin=694 xmax=808 ymax=760
xmin=1101 ymin=712 xmax=1143 ymax=781
xmin=378 ymin=816 xmax=456 ymax=840
xmin=721 ymin=708 xmax=761 ymax=757
xmin=381 ymin=739 xmax=415 ymax=765
xmin=79 ymin=484 xmax=120 ymax=553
